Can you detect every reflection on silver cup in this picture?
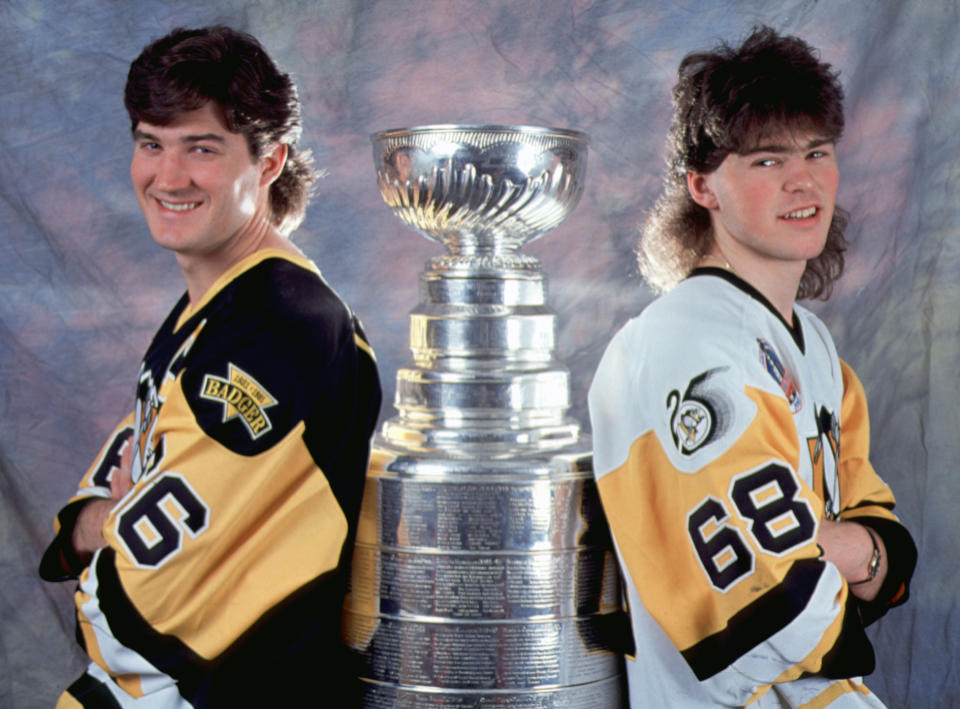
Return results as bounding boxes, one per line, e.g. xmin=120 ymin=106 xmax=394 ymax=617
xmin=344 ymin=125 xmax=625 ymax=706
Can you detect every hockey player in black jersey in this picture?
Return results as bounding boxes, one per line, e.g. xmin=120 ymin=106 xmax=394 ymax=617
xmin=590 ymin=26 xmax=916 ymax=708
xmin=40 ymin=26 xmax=381 ymax=707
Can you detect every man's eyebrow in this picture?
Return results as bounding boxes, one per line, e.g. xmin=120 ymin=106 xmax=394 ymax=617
xmin=181 ymin=133 xmax=226 ymax=144
xmin=743 ymin=137 xmax=833 ymax=154
xmin=132 ymin=129 xmax=226 ymax=144
xmin=132 ymin=128 xmax=158 ymax=142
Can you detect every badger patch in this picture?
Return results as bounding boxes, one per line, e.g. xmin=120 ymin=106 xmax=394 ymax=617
xmin=200 ymin=364 xmax=277 ymax=440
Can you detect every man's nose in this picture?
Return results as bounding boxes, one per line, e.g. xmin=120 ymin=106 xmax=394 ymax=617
xmin=154 ymin=153 xmax=190 ymax=192
xmin=783 ymin=158 xmax=815 ymax=191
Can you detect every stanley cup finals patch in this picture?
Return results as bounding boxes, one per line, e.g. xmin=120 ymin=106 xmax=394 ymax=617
xmin=757 ymin=338 xmax=802 ymax=413
xmin=200 ymin=363 xmax=277 ymax=439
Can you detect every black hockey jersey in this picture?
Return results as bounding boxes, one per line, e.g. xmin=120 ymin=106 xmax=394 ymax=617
xmin=41 ymin=250 xmax=381 ymax=707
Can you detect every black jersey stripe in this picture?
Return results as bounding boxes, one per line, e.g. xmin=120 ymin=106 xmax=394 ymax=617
xmin=64 ymin=670 xmax=125 ymax=708
xmin=846 ymin=499 xmax=896 ymax=512
xmin=94 ymin=548 xmax=360 ymax=704
xmin=817 ymin=593 xmax=876 ymax=679
xmin=94 ymin=549 xmax=209 ymax=697
xmin=680 ymin=559 xmax=828 ymax=680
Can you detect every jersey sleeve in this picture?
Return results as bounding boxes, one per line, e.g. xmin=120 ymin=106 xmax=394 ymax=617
xmin=73 ymin=291 xmax=380 ymax=703
xmin=38 ymin=415 xmax=135 ymax=581
xmin=833 ymin=361 xmax=916 ymax=625
xmin=589 ymin=317 xmax=872 ymax=706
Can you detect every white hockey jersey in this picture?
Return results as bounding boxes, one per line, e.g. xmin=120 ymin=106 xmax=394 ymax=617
xmin=589 ymin=269 xmax=914 ymax=708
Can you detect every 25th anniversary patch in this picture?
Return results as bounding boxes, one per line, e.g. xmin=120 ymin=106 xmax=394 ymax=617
xmin=666 ymin=367 xmax=731 ymax=456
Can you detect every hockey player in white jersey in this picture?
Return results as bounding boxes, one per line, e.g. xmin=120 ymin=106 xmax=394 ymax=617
xmin=589 ymin=26 xmax=916 ymax=708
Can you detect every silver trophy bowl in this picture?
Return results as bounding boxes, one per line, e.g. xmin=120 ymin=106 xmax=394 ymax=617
xmin=374 ymin=124 xmax=588 ymax=270
xmin=345 ymin=125 xmax=625 ymax=707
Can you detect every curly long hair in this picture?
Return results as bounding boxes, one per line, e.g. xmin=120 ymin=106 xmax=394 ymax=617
xmin=125 ymin=26 xmax=319 ymax=235
xmin=638 ymin=26 xmax=848 ymax=300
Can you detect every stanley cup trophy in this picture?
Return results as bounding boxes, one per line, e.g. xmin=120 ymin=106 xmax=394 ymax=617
xmin=343 ymin=125 xmax=626 ymax=707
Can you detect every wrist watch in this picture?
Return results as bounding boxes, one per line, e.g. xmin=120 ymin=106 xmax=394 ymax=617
xmin=850 ymin=526 xmax=881 ymax=586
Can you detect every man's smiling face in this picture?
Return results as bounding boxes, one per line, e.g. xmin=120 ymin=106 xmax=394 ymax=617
xmin=690 ymin=130 xmax=840 ymax=277
xmin=130 ymin=101 xmax=271 ymax=259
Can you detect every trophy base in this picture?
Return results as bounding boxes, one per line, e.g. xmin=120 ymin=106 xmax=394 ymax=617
xmin=343 ymin=443 xmax=626 ymax=708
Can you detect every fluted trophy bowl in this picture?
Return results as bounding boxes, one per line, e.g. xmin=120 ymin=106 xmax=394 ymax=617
xmin=373 ymin=124 xmax=588 ymax=262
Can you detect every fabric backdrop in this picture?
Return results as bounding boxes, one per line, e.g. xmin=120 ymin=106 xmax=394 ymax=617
xmin=1 ymin=1 xmax=956 ymax=706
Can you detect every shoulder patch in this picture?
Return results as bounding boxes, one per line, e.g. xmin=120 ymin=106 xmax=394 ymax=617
xmin=758 ymin=338 xmax=802 ymax=413
xmin=200 ymin=364 xmax=278 ymax=440
xmin=666 ymin=367 xmax=731 ymax=455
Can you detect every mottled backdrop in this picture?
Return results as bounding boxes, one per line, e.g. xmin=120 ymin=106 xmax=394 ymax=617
xmin=1 ymin=1 xmax=957 ymax=706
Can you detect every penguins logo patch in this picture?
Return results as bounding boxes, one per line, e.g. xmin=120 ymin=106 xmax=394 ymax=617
xmin=667 ymin=367 xmax=729 ymax=455
xmin=200 ymin=364 xmax=277 ymax=440
xmin=808 ymin=404 xmax=841 ymax=518
xmin=672 ymin=399 xmax=713 ymax=452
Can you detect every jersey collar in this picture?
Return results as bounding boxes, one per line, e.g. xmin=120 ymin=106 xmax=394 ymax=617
xmin=173 ymin=249 xmax=318 ymax=333
xmin=688 ymin=267 xmax=806 ymax=353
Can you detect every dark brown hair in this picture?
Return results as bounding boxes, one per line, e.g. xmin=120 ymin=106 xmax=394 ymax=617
xmin=125 ymin=26 xmax=318 ymax=235
xmin=639 ymin=26 xmax=848 ymax=299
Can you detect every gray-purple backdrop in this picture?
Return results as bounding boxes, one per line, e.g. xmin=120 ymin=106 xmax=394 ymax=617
xmin=2 ymin=1 xmax=956 ymax=706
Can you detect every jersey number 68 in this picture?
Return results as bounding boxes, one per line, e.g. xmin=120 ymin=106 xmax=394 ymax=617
xmin=687 ymin=462 xmax=817 ymax=591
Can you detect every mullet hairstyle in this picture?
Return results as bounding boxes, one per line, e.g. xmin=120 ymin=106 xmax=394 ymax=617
xmin=638 ymin=26 xmax=848 ymax=300
xmin=124 ymin=26 xmax=319 ymax=235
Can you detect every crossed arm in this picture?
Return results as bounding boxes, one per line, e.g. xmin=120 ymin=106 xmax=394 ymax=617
xmin=70 ymin=432 xmax=133 ymax=560
xmin=817 ymin=518 xmax=887 ymax=602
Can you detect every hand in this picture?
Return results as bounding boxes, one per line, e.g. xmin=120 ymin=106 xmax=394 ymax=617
xmin=110 ymin=436 xmax=134 ymax=498
xmin=71 ymin=433 xmax=135 ymax=558
xmin=817 ymin=519 xmax=887 ymax=602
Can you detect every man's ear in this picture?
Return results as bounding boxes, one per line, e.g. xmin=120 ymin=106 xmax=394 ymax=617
xmin=686 ymin=172 xmax=718 ymax=209
xmin=259 ymin=143 xmax=288 ymax=187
